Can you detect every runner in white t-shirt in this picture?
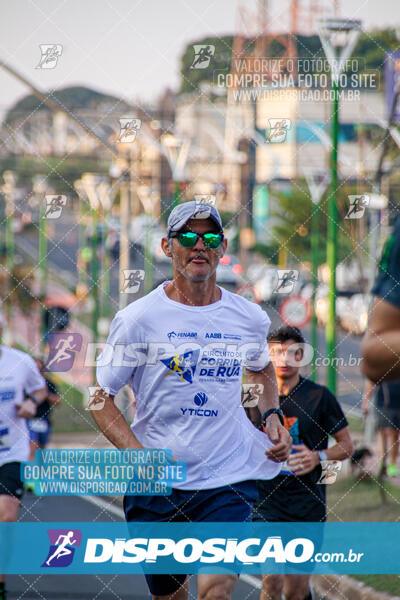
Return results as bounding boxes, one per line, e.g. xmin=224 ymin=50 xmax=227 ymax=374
xmin=0 ymin=316 xmax=46 ymax=600
xmin=93 ymin=201 xmax=292 ymax=600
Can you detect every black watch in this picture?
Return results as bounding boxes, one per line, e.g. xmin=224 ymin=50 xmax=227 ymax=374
xmin=261 ymin=408 xmax=284 ymax=426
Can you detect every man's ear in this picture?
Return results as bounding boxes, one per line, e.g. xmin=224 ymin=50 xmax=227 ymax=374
xmin=219 ymin=237 xmax=228 ymax=257
xmin=161 ymin=237 xmax=173 ymax=258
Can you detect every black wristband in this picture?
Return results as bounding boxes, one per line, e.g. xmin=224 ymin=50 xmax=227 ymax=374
xmin=29 ymin=396 xmax=40 ymax=405
xmin=261 ymin=408 xmax=284 ymax=426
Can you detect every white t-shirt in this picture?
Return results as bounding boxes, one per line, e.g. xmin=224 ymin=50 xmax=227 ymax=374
xmin=0 ymin=346 xmax=46 ymax=467
xmin=97 ymin=282 xmax=282 ymax=489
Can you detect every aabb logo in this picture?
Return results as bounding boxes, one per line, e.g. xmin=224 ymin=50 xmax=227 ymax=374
xmin=205 ymin=332 xmax=221 ymax=339
xmin=42 ymin=529 xmax=82 ymax=567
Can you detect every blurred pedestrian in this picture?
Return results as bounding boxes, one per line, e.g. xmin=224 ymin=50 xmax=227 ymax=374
xmin=0 ymin=320 xmax=46 ymax=600
xmin=362 ymin=379 xmax=400 ymax=476
xmin=27 ymin=358 xmax=61 ymax=462
xmin=362 ymin=216 xmax=400 ymax=382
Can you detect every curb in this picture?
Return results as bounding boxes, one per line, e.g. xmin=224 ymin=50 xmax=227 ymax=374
xmin=312 ymin=575 xmax=400 ymax=600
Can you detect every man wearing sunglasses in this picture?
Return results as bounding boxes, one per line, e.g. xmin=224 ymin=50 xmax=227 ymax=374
xmin=94 ymin=200 xmax=291 ymax=600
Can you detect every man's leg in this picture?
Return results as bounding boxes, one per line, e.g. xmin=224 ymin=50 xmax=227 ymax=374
xmin=150 ymin=575 xmax=189 ymax=600
xmin=0 ymin=494 xmax=20 ymax=596
xmin=377 ymin=428 xmax=389 ymax=468
xmin=387 ymin=427 xmax=400 ymax=476
xmin=197 ymin=573 xmax=238 ymax=600
xmin=283 ymin=575 xmax=312 ymax=600
xmin=260 ymin=574 xmax=284 ymax=600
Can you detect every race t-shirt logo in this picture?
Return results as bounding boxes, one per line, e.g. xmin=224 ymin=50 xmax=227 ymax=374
xmin=161 ymin=350 xmax=200 ymax=383
xmin=42 ymin=529 xmax=82 ymax=567
xmin=194 ymin=392 xmax=208 ymax=406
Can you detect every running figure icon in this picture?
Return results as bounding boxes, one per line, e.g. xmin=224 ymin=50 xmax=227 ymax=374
xmin=45 ymin=531 xmax=77 ymax=566
xmin=46 ymin=335 xmax=77 ymax=369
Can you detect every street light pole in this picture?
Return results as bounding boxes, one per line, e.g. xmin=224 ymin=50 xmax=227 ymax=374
xmin=2 ymin=171 xmax=16 ymax=344
xmin=33 ymin=175 xmax=48 ymax=347
xmin=304 ymin=170 xmax=329 ymax=382
xmin=326 ymin=78 xmax=339 ymax=393
xmin=317 ymin=18 xmax=361 ymax=394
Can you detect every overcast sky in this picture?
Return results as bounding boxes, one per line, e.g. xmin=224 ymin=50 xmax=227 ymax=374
xmin=1 ymin=0 xmax=399 ymax=119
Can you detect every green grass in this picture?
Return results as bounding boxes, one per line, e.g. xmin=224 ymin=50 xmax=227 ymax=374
xmin=351 ymin=575 xmax=400 ymax=596
xmin=346 ymin=415 xmax=364 ymax=434
xmin=327 ymin=477 xmax=400 ymax=595
xmin=327 ymin=475 xmax=400 ymax=522
xmin=50 ymin=376 xmax=93 ymax=433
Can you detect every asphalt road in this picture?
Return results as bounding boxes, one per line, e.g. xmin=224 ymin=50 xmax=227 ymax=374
xmin=8 ymin=494 xmax=262 ymax=600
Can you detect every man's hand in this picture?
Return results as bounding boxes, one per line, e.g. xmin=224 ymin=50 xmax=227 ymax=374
xmin=17 ymin=399 xmax=37 ymax=419
xmin=265 ymin=415 xmax=292 ymax=462
xmin=287 ymin=444 xmax=319 ymax=475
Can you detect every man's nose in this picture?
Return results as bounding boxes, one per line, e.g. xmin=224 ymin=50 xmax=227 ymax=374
xmin=192 ymin=235 xmax=206 ymax=251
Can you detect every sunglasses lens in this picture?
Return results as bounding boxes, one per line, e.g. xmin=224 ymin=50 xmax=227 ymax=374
xmin=203 ymin=233 xmax=222 ymax=248
xmin=178 ymin=232 xmax=198 ymax=247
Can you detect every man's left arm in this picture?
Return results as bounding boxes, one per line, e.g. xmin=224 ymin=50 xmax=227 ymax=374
xmin=245 ymin=362 xmax=291 ymax=462
xmin=17 ymin=386 xmax=47 ymax=418
xmin=17 ymin=356 xmax=47 ymax=418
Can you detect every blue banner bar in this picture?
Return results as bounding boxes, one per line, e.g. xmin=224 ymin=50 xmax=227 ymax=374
xmin=0 ymin=522 xmax=398 ymax=574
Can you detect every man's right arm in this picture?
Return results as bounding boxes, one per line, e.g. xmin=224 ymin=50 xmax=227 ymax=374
xmin=361 ymin=297 xmax=400 ymax=382
xmin=90 ymin=387 xmax=144 ymax=450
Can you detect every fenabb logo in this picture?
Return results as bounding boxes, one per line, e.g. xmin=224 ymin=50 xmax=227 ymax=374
xmin=180 ymin=392 xmax=218 ymax=417
xmin=83 ymin=535 xmax=314 ymax=564
xmin=42 ymin=529 xmax=82 ymax=567
xmin=167 ymin=331 xmax=198 ymax=341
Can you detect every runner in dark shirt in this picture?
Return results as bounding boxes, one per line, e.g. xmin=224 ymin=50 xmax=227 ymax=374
xmin=362 ymin=215 xmax=400 ymax=382
xmin=28 ymin=359 xmax=60 ymax=460
xmin=251 ymin=326 xmax=354 ymax=600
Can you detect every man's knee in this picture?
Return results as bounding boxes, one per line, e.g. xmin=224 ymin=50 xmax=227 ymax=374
xmin=198 ymin=574 xmax=237 ymax=600
xmin=261 ymin=574 xmax=284 ymax=600
xmin=284 ymin=575 xmax=311 ymax=600
xmin=0 ymin=497 xmax=19 ymax=523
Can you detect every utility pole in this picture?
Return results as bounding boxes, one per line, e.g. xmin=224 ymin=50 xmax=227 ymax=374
xmin=317 ymin=18 xmax=361 ymax=394
xmin=1 ymin=171 xmax=16 ymax=344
